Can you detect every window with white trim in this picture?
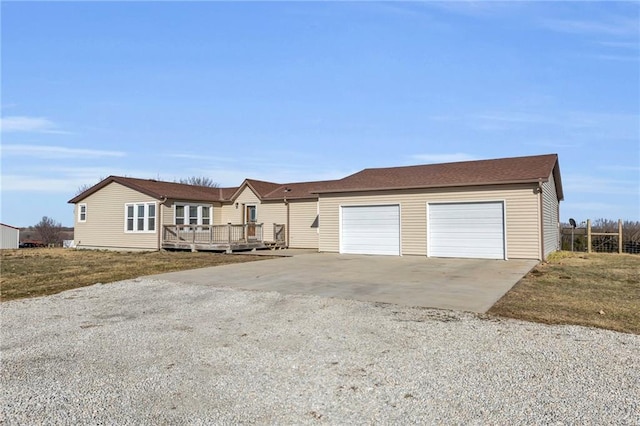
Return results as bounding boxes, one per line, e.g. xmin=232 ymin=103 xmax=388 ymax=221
xmin=125 ymin=202 xmax=156 ymax=232
xmin=174 ymin=204 xmax=212 ymax=225
xmin=78 ymin=204 xmax=87 ymax=222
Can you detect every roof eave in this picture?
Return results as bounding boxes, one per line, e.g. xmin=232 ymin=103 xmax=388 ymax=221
xmin=262 ymin=195 xmax=319 ymax=201
xmin=68 ymin=176 xmax=164 ymax=204
xmin=552 ymin=159 xmax=564 ymax=201
xmin=312 ymin=179 xmax=545 ymax=195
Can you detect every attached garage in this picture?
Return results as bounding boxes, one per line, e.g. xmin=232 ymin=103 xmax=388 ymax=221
xmin=340 ymin=205 xmax=400 ymax=256
xmin=428 ymin=201 xmax=505 ymax=259
xmin=318 ymin=154 xmax=563 ymax=260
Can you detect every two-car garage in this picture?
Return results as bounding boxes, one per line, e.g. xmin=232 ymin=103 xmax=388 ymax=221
xmin=339 ymin=202 xmax=506 ymax=259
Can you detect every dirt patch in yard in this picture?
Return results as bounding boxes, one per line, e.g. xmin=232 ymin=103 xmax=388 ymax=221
xmin=0 ymin=248 xmax=271 ymax=301
xmin=488 ymin=251 xmax=640 ymax=334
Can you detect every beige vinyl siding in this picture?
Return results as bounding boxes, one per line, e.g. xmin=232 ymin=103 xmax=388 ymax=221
xmin=289 ymin=200 xmax=319 ymax=249
xmin=259 ymin=202 xmax=287 ymax=241
xmin=319 ymin=184 xmax=541 ymax=259
xmin=216 ymin=187 xmax=287 ymax=241
xmin=162 ymin=201 xmax=173 ymax=228
xmin=541 ymin=172 xmax=560 ymax=258
xmin=74 ymin=182 xmax=159 ymax=250
xmin=219 ymin=187 xmax=260 ymax=225
xmin=215 ymin=204 xmax=232 ymax=225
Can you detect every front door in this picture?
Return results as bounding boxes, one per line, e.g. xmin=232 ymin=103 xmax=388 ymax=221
xmin=245 ymin=205 xmax=257 ymax=239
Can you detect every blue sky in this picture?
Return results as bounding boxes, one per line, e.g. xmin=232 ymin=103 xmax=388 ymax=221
xmin=1 ymin=1 xmax=638 ymax=227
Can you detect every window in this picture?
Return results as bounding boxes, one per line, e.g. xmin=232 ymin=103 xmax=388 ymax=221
xmin=175 ymin=206 xmax=185 ymax=225
xmin=202 ymin=206 xmax=211 ymax=225
xmin=125 ymin=202 xmax=156 ymax=232
xmin=174 ymin=204 xmax=212 ymax=226
xmin=148 ymin=204 xmax=156 ymax=231
xmin=189 ymin=206 xmax=198 ymax=225
xmin=78 ymin=204 xmax=87 ymax=222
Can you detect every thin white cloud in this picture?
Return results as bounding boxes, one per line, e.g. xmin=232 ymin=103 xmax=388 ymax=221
xmin=425 ymin=1 xmax=523 ymax=19
xmin=524 ymin=140 xmax=582 ymax=149
xmin=473 ymin=112 xmax=552 ymax=125
xmin=560 ymin=200 xmax=640 ymax=223
xmin=589 ymin=54 xmax=639 ymax=62
xmin=597 ymin=164 xmax=640 ymax=172
xmin=0 ymin=116 xmax=71 ymax=134
xmin=167 ymin=153 xmax=237 ymax=162
xmin=465 ymin=110 xmax=638 ymax=140
xmin=410 ymin=153 xmax=477 ymax=164
xmin=597 ymin=41 xmax=640 ymax=50
xmin=1 ymin=174 xmax=90 ymax=193
xmin=185 ymin=166 xmax=352 ymax=187
xmin=542 ymin=16 xmax=639 ymax=37
xmin=563 ymin=174 xmax=639 ymax=196
xmin=1 ymin=166 xmax=162 ymax=194
xmin=2 ymin=144 xmax=125 ymax=159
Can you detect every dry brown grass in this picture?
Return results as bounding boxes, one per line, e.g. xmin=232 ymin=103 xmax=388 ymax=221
xmin=488 ymin=251 xmax=640 ymax=334
xmin=0 ymin=248 xmax=270 ymax=301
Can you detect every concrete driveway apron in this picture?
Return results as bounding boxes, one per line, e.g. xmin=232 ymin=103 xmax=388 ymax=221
xmin=147 ymin=253 xmax=538 ymax=313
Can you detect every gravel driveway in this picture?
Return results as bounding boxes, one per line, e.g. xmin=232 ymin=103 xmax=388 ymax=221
xmin=1 ymin=278 xmax=639 ymax=424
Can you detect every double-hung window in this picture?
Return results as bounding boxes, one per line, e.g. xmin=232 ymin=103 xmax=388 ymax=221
xmin=78 ymin=204 xmax=87 ymax=222
xmin=175 ymin=204 xmax=211 ymax=226
xmin=125 ymin=202 xmax=156 ymax=232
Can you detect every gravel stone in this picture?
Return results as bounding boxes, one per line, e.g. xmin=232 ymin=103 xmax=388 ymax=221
xmin=1 ymin=278 xmax=638 ymax=424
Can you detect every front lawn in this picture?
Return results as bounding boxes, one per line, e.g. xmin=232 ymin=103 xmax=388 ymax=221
xmin=488 ymin=251 xmax=640 ymax=334
xmin=0 ymin=248 xmax=269 ymax=301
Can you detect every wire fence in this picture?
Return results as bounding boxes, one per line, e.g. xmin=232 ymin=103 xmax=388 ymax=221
xmin=561 ymin=219 xmax=640 ymax=254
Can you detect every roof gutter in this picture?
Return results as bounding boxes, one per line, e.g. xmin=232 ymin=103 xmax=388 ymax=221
xmin=311 ymin=178 xmax=549 ymax=195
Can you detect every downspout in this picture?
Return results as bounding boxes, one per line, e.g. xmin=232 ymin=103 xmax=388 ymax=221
xmin=158 ymin=196 xmax=168 ymax=250
xmin=283 ymin=188 xmax=291 ymax=248
xmin=285 ymin=198 xmax=290 ymax=248
xmin=538 ymin=180 xmax=545 ymax=261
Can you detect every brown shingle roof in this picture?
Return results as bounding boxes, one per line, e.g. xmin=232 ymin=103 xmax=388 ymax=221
xmin=262 ymin=179 xmax=341 ymax=200
xmin=68 ymin=176 xmax=237 ymax=204
xmin=314 ymin=154 xmax=562 ymax=199
xmin=245 ymin=179 xmax=283 ymax=198
xmin=68 ymin=154 xmax=563 ymax=204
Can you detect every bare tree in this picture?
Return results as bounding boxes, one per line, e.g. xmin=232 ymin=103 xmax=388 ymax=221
xmin=176 ymin=176 xmax=219 ymax=187
xmin=34 ymin=216 xmax=63 ymax=246
xmin=75 ymin=183 xmax=92 ymax=196
xmin=75 ymin=176 xmax=106 ymax=196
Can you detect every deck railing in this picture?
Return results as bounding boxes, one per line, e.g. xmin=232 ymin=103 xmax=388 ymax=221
xmin=163 ymin=223 xmax=264 ymax=245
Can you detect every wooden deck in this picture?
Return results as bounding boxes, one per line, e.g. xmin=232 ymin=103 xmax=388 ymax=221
xmin=162 ymin=223 xmax=286 ymax=253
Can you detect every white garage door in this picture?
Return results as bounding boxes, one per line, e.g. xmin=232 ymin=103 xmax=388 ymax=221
xmin=428 ymin=202 xmax=505 ymax=259
xmin=341 ymin=205 xmax=400 ymax=256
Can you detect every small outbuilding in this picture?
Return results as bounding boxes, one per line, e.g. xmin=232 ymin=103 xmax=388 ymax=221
xmin=1 ymin=223 xmax=20 ymax=249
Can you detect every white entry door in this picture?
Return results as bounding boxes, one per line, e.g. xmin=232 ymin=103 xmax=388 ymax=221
xmin=428 ymin=202 xmax=505 ymax=259
xmin=341 ymin=205 xmax=400 ymax=256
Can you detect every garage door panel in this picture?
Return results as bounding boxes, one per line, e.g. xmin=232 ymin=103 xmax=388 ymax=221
xmin=341 ymin=205 xmax=400 ymax=256
xmin=429 ymin=202 xmax=505 ymax=259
